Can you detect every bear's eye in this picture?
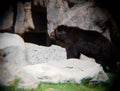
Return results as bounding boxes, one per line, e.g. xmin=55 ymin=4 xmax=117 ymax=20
xmin=58 ymin=30 xmax=66 ymax=35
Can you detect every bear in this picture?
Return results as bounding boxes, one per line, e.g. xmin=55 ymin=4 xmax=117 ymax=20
xmin=50 ymin=25 xmax=117 ymax=72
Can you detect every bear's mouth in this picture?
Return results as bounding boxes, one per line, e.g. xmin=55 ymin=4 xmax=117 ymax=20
xmin=50 ymin=31 xmax=56 ymax=39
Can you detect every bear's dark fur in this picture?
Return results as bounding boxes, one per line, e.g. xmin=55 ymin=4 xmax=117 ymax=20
xmin=50 ymin=25 xmax=117 ymax=72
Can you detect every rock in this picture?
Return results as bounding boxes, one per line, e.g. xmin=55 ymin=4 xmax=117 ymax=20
xmin=0 ymin=33 xmax=25 ymax=49
xmin=25 ymin=43 xmax=67 ymax=64
xmin=20 ymin=59 xmax=108 ymax=84
xmin=17 ymin=71 xmax=39 ymax=89
xmin=0 ymin=46 xmax=27 ymax=85
xmin=14 ymin=1 xmax=34 ymax=34
xmin=0 ymin=32 xmax=26 ymax=85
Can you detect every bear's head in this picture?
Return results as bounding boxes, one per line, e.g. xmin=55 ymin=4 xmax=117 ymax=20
xmin=50 ymin=25 xmax=68 ymax=43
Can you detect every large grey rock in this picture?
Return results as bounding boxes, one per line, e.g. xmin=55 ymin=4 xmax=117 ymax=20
xmin=20 ymin=59 xmax=108 ymax=84
xmin=0 ymin=33 xmax=26 ymax=85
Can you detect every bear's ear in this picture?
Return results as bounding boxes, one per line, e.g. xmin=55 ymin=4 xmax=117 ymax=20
xmin=57 ymin=25 xmax=68 ymax=31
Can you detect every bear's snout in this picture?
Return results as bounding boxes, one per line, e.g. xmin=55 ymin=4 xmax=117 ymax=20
xmin=50 ymin=31 xmax=55 ymax=39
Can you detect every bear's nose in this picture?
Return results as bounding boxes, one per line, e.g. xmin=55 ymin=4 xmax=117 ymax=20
xmin=50 ymin=31 xmax=55 ymax=39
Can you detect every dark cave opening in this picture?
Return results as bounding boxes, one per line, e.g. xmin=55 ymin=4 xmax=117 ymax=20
xmin=22 ymin=2 xmax=51 ymax=46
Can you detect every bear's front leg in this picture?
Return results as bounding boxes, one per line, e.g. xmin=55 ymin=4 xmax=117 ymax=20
xmin=66 ymin=45 xmax=80 ymax=59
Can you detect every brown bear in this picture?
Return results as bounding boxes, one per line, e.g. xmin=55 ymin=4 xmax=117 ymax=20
xmin=50 ymin=25 xmax=117 ymax=72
